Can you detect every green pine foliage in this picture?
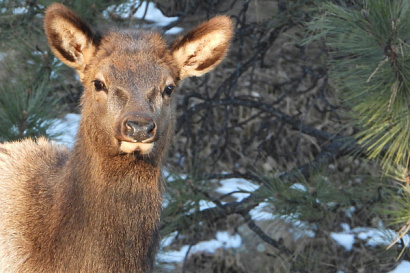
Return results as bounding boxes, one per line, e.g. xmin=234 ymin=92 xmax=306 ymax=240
xmin=307 ymin=0 xmax=410 ymax=173
xmin=0 ymin=71 xmax=61 ymax=141
xmin=255 ymin=169 xmax=383 ymax=226
xmin=306 ymin=0 xmax=410 ymax=248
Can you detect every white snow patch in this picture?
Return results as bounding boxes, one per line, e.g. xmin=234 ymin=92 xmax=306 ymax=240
xmin=161 ymin=232 xmax=178 ymax=248
xmin=50 ymin=71 xmax=58 ymax=79
xmin=354 ymin=227 xmax=409 ymax=247
xmin=47 ymin=113 xmax=80 ymax=147
xmin=290 ymin=183 xmax=307 ymax=192
xmin=104 ymin=1 xmax=183 ymax=34
xmin=251 ymin=91 xmax=260 ymax=98
xmin=249 ymin=204 xmax=316 ymax=240
xmin=330 ymin=232 xmax=354 ymax=251
xmin=343 ymin=206 xmax=356 ymax=218
xmin=216 ymin=178 xmax=260 ymax=202
xmin=158 ymin=245 xmax=190 ymax=263
xmin=249 ymin=202 xmax=275 ymax=221
xmin=12 ymin=7 xmax=28 ymax=15
xmin=165 ymin=27 xmax=184 ymax=35
xmin=158 ymin=231 xmax=242 ymax=263
xmin=329 ymin=223 xmax=410 ymax=252
xmin=389 ymin=261 xmax=410 ymax=273
xmin=341 ymin=223 xmax=350 ymax=232
xmin=198 ymin=200 xmax=216 ymax=211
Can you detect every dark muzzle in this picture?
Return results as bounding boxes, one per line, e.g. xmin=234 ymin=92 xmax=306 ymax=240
xmin=117 ymin=114 xmax=156 ymax=143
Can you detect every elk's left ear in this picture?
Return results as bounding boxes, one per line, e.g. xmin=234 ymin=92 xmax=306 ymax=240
xmin=171 ymin=16 xmax=233 ymax=80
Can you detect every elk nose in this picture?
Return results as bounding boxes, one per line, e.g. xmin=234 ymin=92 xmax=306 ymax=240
xmin=123 ymin=117 xmax=156 ymax=143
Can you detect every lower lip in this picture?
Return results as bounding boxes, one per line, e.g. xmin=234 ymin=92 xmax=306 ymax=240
xmin=119 ymin=141 xmax=154 ymax=154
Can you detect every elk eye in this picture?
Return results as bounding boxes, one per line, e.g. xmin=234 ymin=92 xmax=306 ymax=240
xmin=92 ymin=80 xmax=106 ymax=92
xmin=164 ymin=85 xmax=175 ymax=96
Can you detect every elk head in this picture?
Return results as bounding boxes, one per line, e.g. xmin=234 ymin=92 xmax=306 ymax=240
xmin=44 ymin=3 xmax=233 ymax=162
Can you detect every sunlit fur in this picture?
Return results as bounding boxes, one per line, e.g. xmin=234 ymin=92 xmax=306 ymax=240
xmin=0 ymin=3 xmax=232 ymax=272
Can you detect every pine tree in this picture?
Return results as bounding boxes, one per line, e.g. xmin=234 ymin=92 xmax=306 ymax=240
xmin=307 ymin=0 xmax=410 ymax=245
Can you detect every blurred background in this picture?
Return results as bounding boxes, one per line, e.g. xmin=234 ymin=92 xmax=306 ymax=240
xmin=1 ymin=0 xmax=410 ymax=272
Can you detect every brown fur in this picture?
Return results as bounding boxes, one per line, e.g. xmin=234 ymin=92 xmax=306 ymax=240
xmin=0 ymin=3 xmax=233 ymax=273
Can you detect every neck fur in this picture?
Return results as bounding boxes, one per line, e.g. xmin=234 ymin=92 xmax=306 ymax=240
xmin=51 ymin=125 xmax=163 ymax=272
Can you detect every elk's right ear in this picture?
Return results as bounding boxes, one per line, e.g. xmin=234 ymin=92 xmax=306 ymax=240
xmin=44 ymin=4 xmax=96 ymax=76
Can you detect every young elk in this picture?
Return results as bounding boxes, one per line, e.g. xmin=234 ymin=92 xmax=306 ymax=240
xmin=0 ymin=3 xmax=232 ymax=272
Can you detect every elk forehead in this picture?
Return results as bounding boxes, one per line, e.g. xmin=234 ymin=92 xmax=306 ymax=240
xmin=103 ymin=58 xmax=171 ymax=92
xmin=88 ymin=31 xmax=178 ymax=89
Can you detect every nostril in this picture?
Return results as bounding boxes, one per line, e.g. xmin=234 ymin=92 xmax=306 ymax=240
xmin=142 ymin=121 xmax=156 ymax=141
xmin=123 ymin=118 xmax=156 ymax=143
xmin=126 ymin=121 xmax=135 ymax=136
xmin=147 ymin=122 xmax=155 ymax=134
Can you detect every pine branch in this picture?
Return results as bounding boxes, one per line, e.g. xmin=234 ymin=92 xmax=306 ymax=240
xmin=307 ymin=0 xmax=410 ymax=170
xmin=178 ymin=97 xmax=334 ymax=143
xmin=160 ymin=132 xmax=361 ymax=251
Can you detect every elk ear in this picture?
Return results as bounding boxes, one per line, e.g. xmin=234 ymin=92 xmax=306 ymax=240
xmin=44 ymin=4 xmax=96 ymax=76
xmin=171 ymin=16 xmax=233 ymax=80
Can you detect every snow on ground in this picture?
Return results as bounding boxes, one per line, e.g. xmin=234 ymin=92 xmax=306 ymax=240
xmin=390 ymin=261 xmax=410 ymax=273
xmin=330 ymin=222 xmax=410 ymax=252
xmin=249 ymin=202 xmax=316 ymax=240
xmin=249 ymin=202 xmax=275 ymax=221
xmin=1 ymin=1 xmax=183 ymax=34
xmin=158 ymin=231 xmax=242 ymax=263
xmin=103 ymin=1 xmax=183 ymax=34
xmin=330 ymin=233 xmax=355 ymax=251
xmin=0 ymin=6 xmax=29 ymax=15
xmin=216 ymin=177 xmax=260 ymax=202
xmin=290 ymin=183 xmax=307 ymax=191
xmin=47 ymin=113 xmax=80 ymax=147
xmin=328 ymin=223 xmax=410 ymax=271
xmin=198 ymin=200 xmax=216 ymax=211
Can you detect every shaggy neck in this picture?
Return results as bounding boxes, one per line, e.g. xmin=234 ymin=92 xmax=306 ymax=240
xmin=54 ymin=125 xmax=163 ymax=272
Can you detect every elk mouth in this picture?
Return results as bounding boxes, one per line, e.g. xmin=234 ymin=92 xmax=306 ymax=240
xmin=119 ymin=140 xmax=155 ymax=154
xmin=115 ymin=132 xmax=157 ymax=155
xmin=115 ymin=115 xmax=157 ymax=154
